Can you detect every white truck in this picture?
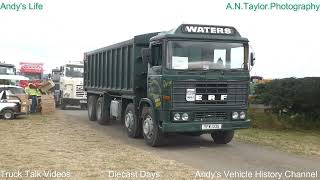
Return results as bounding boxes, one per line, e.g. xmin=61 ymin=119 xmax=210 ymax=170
xmin=54 ymin=62 xmax=87 ymax=109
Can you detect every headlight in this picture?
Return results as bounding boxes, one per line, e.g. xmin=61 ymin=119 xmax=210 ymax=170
xmin=182 ymin=113 xmax=189 ymax=121
xmin=232 ymin=112 xmax=239 ymax=119
xmin=240 ymin=111 xmax=246 ymax=119
xmin=64 ymin=93 xmax=70 ymax=98
xmin=173 ymin=113 xmax=180 ymax=121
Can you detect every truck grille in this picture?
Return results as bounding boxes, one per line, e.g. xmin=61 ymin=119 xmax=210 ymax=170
xmin=76 ymin=85 xmax=86 ymax=98
xmin=172 ymin=81 xmax=248 ymax=108
xmin=194 ymin=112 xmax=227 ymax=121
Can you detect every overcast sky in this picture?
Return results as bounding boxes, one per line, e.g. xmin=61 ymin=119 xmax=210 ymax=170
xmin=0 ymin=0 xmax=319 ymax=78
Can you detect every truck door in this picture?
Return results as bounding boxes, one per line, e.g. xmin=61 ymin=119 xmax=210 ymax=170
xmin=147 ymin=43 xmax=163 ymax=109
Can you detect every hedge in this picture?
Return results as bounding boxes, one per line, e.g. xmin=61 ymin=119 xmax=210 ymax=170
xmin=254 ymin=77 xmax=320 ymax=121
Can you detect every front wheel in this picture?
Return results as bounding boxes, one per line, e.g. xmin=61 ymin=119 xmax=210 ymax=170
xmin=211 ymin=130 xmax=234 ymax=144
xmin=60 ymin=101 xmax=66 ymax=110
xmin=2 ymin=110 xmax=15 ymax=120
xmin=80 ymin=104 xmax=87 ymax=110
xmin=141 ymin=106 xmax=164 ymax=147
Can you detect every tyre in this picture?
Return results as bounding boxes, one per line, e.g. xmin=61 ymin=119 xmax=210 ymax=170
xmin=80 ymin=104 xmax=87 ymax=110
xmin=124 ymin=103 xmax=141 ymax=138
xmin=88 ymin=95 xmax=97 ymax=121
xmin=141 ymin=106 xmax=164 ymax=146
xmin=2 ymin=109 xmax=14 ymax=120
xmin=96 ymin=97 xmax=111 ymax=125
xmin=60 ymin=101 xmax=66 ymax=110
xmin=211 ymin=130 xmax=234 ymax=144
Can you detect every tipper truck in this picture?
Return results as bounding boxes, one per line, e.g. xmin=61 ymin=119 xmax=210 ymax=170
xmin=84 ymin=24 xmax=255 ymax=146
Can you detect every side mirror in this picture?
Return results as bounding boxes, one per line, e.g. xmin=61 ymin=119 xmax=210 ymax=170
xmin=250 ymin=52 xmax=256 ymax=66
xmin=141 ymin=48 xmax=151 ymax=65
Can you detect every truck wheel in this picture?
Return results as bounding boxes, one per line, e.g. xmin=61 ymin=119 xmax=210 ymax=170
xmin=124 ymin=103 xmax=141 ymax=138
xmin=141 ymin=106 xmax=164 ymax=147
xmin=96 ymin=97 xmax=111 ymax=125
xmin=2 ymin=110 xmax=14 ymax=120
xmin=211 ymin=130 xmax=234 ymax=144
xmin=88 ymin=95 xmax=97 ymax=121
xmin=81 ymin=104 xmax=87 ymax=110
xmin=60 ymin=102 xmax=66 ymax=110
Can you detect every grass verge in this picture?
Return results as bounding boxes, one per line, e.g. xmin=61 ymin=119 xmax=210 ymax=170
xmin=235 ymin=128 xmax=320 ymax=156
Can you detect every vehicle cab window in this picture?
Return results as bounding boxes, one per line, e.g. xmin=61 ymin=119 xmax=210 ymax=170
xmin=151 ymin=43 xmax=162 ymax=67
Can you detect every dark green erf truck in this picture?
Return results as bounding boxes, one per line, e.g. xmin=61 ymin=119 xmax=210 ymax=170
xmin=84 ymin=24 xmax=255 ymax=147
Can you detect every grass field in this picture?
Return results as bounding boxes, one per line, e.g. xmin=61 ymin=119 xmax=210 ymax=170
xmin=235 ymin=128 xmax=320 ymax=156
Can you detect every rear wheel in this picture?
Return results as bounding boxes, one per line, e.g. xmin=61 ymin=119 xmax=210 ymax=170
xmin=211 ymin=130 xmax=234 ymax=144
xmin=96 ymin=97 xmax=111 ymax=125
xmin=124 ymin=103 xmax=141 ymax=138
xmin=3 ymin=110 xmax=14 ymax=120
xmin=88 ymin=95 xmax=97 ymax=121
xmin=141 ymin=106 xmax=164 ymax=147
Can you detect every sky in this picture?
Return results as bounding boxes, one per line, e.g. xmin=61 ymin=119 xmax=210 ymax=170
xmin=0 ymin=0 xmax=319 ymax=78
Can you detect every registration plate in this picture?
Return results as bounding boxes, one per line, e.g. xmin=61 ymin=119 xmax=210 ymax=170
xmin=201 ymin=124 xmax=222 ymax=130
xmin=80 ymin=100 xmax=87 ymax=103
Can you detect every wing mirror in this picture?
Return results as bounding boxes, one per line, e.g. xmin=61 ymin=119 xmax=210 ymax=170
xmin=250 ymin=52 xmax=256 ymax=66
xmin=141 ymin=48 xmax=151 ymax=65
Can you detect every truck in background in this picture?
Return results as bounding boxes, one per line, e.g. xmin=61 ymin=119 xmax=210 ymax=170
xmin=19 ymin=62 xmax=43 ymax=88
xmin=0 ymin=63 xmax=16 ymax=75
xmin=54 ymin=62 xmax=87 ymax=109
xmin=84 ymin=24 xmax=255 ymax=146
xmin=0 ymin=63 xmax=29 ymax=86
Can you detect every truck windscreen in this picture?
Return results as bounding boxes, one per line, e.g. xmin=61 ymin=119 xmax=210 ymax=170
xmin=65 ymin=66 xmax=83 ymax=78
xmin=167 ymin=41 xmax=246 ymax=70
xmin=0 ymin=67 xmax=15 ymax=75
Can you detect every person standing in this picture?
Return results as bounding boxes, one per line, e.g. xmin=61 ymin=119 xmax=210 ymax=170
xmin=25 ymin=83 xmax=40 ymax=113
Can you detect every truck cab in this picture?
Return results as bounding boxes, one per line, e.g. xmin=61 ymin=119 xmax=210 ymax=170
xmin=19 ymin=62 xmax=44 ymax=88
xmin=59 ymin=63 xmax=87 ymax=109
xmin=0 ymin=63 xmax=16 ymax=75
xmin=141 ymin=24 xmax=254 ymax=145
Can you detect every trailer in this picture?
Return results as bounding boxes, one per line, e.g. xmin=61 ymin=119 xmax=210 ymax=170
xmin=84 ymin=24 xmax=255 ymax=146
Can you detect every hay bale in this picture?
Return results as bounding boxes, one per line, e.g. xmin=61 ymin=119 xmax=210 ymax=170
xmin=40 ymin=95 xmax=56 ymax=114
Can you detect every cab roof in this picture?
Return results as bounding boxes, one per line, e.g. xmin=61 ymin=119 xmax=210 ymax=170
xmin=150 ymin=24 xmax=248 ymax=42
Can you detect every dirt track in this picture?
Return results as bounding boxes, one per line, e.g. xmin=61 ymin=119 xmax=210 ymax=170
xmin=1 ymin=110 xmax=319 ymax=180
xmin=62 ymin=109 xmax=320 ymax=179
xmin=0 ymin=112 xmax=198 ymax=180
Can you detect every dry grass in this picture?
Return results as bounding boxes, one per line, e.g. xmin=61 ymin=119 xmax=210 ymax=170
xmin=0 ymin=112 xmax=200 ymax=180
xmin=235 ymin=128 xmax=320 ymax=156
